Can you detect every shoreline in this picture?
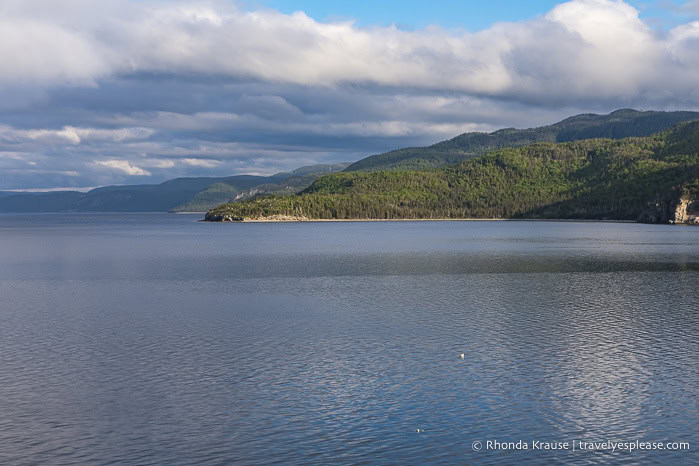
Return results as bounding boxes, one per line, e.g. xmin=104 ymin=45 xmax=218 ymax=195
xmin=203 ymin=217 xmax=640 ymax=224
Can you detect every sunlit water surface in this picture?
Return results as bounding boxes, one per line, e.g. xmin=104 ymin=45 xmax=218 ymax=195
xmin=0 ymin=214 xmax=697 ymax=464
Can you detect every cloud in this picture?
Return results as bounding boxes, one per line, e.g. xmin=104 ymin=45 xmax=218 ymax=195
xmin=0 ymin=18 xmax=109 ymax=87
xmin=672 ymin=1 xmax=699 ymax=14
xmin=1 ymin=0 xmax=698 ymax=101
xmin=93 ymin=159 xmax=152 ymax=176
xmin=1 ymin=0 xmax=699 ymax=189
xmin=144 ymin=159 xmax=176 ymax=168
xmin=181 ymin=158 xmax=223 ymax=168
xmin=4 ymin=186 xmax=99 ymax=193
xmin=0 ymin=125 xmax=154 ymax=145
xmin=0 ymin=125 xmax=81 ymax=144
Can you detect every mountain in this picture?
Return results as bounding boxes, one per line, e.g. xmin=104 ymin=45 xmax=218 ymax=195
xmin=0 ymin=163 xmax=349 ymax=213
xmin=0 ymin=191 xmax=39 ymax=198
xmin=171 ymin=163 xmax=350 ymax=212
xmin=206 ymin=121 xmax=699 ymax=224
xmin=0 ymin=191 xmax=87 ymax=212
xmin=5 ymin=109 xmax=699 ymax=213
xmin=344 ymin=109 xmax=699 ymax=172
xmin=274 ymin=163 xmax=351 ymax=178
xmin=0 ymin=175 xmax=264 ymax=213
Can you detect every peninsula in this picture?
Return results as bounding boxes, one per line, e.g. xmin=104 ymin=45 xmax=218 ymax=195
xmin=205 ymin=120 xmax=699 ymax=224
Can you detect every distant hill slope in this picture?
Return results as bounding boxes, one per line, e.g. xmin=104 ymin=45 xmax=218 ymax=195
xmin=207 ymin=121 xmax=699 ymax=223
xmin=171 ymin=163 xmax=350 ymax=212
xmin=344 ymin=109 xmax=699 ymax=172
xmin=0 ymin=164 xmax=349 ymax=213
xmin=0 ymin=192 xmax=87 ymax=213
xmin=0 ymin=176 xmax=261 ymax=213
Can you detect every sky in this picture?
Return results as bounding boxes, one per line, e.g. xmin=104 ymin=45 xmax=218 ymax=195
xmin=1 ymin=0 xmax=699 ymax=190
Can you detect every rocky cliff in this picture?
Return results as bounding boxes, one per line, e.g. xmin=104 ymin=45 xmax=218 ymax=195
xmin=672 ymin=197 xmax=698 ymax=224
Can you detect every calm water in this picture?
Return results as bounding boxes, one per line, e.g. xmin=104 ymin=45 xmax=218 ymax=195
xmin=0 ymin=214 xmax=697 ymax=465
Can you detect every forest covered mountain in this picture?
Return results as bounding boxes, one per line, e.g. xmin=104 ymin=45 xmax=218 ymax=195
xmin=206 ymin=121 xmax=699 ymax=223
xmin=344 ymin=109 xmax=699 ymax=172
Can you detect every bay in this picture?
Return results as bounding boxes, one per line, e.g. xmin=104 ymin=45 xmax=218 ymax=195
xmin=0 ymin=214 xmax=697 ymax=464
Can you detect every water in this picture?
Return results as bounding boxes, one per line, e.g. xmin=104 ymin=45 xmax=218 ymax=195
xmin=0 ymin=214 xmax=697 ymax=465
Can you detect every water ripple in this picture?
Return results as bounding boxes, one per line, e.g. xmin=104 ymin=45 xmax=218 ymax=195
xmin=0 ymin=216 xmax=697 ymax=464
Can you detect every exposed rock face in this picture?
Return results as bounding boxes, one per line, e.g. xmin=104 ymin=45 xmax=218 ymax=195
xmin=673 ymin=197 xmax=698 ymax=224
xmin=233 ymin=188 xmax=261 ymax=202
xmin=251 ymin=214 xmax=310 ymax=221
xmin=203 ymin=212 xmax=310 ymax=222
xmin=204 ymin=213 xmax=244 ymax=222
xmin=636 ymin=195 xmax=697 ymax=225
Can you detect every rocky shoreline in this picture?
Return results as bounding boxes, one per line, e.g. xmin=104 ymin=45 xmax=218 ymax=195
xmin=202 ymin=215 xmax=641 ymax=224
xmin=204 ymin=213 xmax=310 ymax=222
xmin=203 ymin=214 xmax=697 ymax=224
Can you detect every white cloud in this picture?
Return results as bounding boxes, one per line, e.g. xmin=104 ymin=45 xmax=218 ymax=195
xmin=0 ymin=0 xmax=698 ymax=103
xmin=73 ymin=127 xmax=155 ymax=142
xmin=143 ymin=159 xmax=176 ymax=168
xmin=151 ymin=2 xmax=678 ymax=101
xmin=181 ymin=158 xmax=222 ymax=168
xmin=0 ymin=125 xmax=154 ymax=145
xmin=2 ymin=169 xmax=81 ymax=177
xmin=0 ymin=151 xmax=32 ymax=161
xmin=0 ymin=18 xmax=109 ymax=86
xmin=5 ymin=186 xmax=98 ymax=192
xmin=0 ymin=125 xmax=82 ymax=144
xmin=93 ymin=159 xmax=151 ymax=176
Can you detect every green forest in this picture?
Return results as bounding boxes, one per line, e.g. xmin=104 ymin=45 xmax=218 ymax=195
xmin=206 ymin=121 xmax=699 ymax=222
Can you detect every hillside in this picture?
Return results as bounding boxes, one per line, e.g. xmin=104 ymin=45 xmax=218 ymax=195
xmin=344 ymin=109 xmax=699 ymax=172
xmin=172 ymin=163 xmax=349 ymax=212
xmin=0 ymin=175 xmax=271 ymax=213
xmin=0 ymin=192 xmax=30 ymax=198
xmin=206 ymin=122 xmax=699 ymax=223
xmin=0 ymin=163 xmax=348 ymax=213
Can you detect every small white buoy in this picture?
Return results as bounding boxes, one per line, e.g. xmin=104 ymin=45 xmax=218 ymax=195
xmin=416 ymin=429 xmax=421 ymax=433
xmin=459 ymin=353 xmax=465 ymax=359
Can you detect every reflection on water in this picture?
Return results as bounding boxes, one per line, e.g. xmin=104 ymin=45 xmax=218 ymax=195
xmin=0 ymin=214 xmax=697 ymax=464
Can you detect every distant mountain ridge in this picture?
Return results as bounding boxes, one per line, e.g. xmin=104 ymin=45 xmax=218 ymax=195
xmin=0 ymin=191 xmax=36 ymax=198
xmin=3 ymin=109 xmax=699 ymax=213
xmin=0 ymin=164 xmax=349 ymax=213
xmin=344 ymin=109 xmax=699 ymax=171
xmin=171 ymin=163 xmax=350 ymax=212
